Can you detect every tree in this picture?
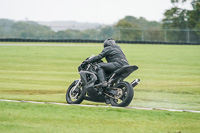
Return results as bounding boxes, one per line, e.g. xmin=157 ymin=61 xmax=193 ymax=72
xmin=11 ymin=21 xmax=54 ymax=39
xmin=0 ymin=19 xmax=14 ymax=38
xmin=55 ymin=29 xmax=82 ymax=39
xmin=162 ymin=0 xmax=200 ymax=42
xmin=82 ymin=29 xmax=98 ymax=39
xmin=188 ymin=1 xmax=200 ymax=36
xmin=98 ymin=26 xmax=114 ymax=40
xmin=114 ymin=19 xmax=141 ymax=41
xmin=162 ymin=7 xmax=188 ymax=41
xmin=114 ymin=16 xmax=162 ymax=41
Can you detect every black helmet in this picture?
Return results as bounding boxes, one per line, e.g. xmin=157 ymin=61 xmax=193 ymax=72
xmin=103 ymin=38 xmax=116 ymax=48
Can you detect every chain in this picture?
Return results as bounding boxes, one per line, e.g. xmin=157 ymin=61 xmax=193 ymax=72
xmin=103 ymin=92 xmax=116 ymax=99
xmin=103 ymin=88 xmax=122 ymax=100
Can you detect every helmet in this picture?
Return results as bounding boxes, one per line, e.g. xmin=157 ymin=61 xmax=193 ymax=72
xmin=103 ymin=38 xmax=116 ymax=48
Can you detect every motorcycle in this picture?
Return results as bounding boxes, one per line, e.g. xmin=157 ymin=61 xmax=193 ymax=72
xmin=66 ymin=55 xmax=140 ymax=107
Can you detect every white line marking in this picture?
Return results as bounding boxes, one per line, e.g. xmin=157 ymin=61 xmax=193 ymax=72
xmin=0 ymin=99 xmax=200 ymax=113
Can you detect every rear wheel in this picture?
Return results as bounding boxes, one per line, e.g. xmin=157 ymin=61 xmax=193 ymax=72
xmin=110 ymin=81 xmax=134 ymax=107
xmin=66 ymin=80 xmax=84 ymax=104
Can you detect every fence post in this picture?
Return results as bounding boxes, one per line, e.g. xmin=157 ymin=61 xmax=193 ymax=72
xmin=95 ymin=29 xmax=98 ymax=40
xmin=118 ymin=29 xmax=121 ymax=40
xmin=3 ymin=23 xmax=5 ymax=38
xmin=187 ymin=29 xmax=190 ymax=43
xmin=185 ymin=19 xmax=190 ymax=43
xmin=164 ymin=28 xmax=167 ymax=42
xmin=141 ymin=29 xmax=144 ymax=41
xmin=49 ymin=25 xmax=52 ymax=39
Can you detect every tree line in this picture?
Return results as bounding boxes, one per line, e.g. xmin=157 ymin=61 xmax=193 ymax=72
xmin=0 ymin=18 xmax=161 ymax=41
xmin=0 ymin=0 xmax=199 ymax=42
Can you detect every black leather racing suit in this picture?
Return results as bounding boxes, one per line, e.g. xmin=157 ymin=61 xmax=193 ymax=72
xmin=88 ymin=44 xmax=129 ymax=83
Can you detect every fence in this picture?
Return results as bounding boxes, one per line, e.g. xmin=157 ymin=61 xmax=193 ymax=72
xmin=0 ymin=24 xmax=200 ymax=43
xmin=108 ymin=28 xmax=200 ymax=43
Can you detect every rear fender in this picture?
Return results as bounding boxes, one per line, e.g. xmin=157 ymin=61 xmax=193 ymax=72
xmin=108 ymin=65 xmax=138 ymax=84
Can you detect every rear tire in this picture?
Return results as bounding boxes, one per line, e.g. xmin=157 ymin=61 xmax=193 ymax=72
xmin=110 ymin=81 xmax=134 ymax=107
xmin=66 ymin=80 xmax=84 ymax=104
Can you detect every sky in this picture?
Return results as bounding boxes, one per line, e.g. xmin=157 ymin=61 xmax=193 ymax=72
xmin=0 ymin=0 xmax=192 ymax=24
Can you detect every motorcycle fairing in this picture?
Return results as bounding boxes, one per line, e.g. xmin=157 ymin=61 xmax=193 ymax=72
xmin=84 ymin=87 xmax=105 ymax=102
xmin=79 ymin=70 xmax=105 ymax=102
xmin=79 ymin=71 xmax=97 ymax=89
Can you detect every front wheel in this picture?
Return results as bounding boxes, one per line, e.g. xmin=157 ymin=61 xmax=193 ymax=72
xmin=110 ymin=81 xmax=134 ymax=107
xmin=66 ymin=80 xmax=85 ymax=104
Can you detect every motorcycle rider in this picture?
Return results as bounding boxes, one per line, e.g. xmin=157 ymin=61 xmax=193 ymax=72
xmin=83 ymin=38 xmax=129 ymax=87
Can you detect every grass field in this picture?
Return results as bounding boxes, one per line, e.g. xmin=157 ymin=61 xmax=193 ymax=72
xmin=0 ymin=43 xmax=200 ymax=132
xmin=0 ymin=43 xmax=199 ymax=110
xmin=1 ymin=101 xmax=200 ymax=133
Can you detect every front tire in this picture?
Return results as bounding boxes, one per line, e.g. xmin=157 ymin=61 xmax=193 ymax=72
xmin=66 ymin=80 xmax=84 ymax=104
xmin=110 ymin=81 xmax=134 ymax=107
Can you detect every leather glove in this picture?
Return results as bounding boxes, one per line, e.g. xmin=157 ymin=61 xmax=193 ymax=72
xmin=81 ymin=60 xmax=89 ymax=67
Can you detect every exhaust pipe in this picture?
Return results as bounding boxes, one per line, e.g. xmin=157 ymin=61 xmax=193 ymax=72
xmin=131 ymin=79 xmax=140 ymax=87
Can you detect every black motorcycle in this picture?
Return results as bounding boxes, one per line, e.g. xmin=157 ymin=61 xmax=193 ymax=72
xmin=66 ymin=56 xmax=140 ymax=107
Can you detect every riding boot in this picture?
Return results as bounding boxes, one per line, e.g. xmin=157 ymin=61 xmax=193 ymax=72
xmin=96 ymin=68 xmax=108 ymax=88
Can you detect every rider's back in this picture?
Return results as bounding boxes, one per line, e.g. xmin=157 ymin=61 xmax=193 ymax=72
xmin=105 ymin=45 xmax=129 ymax=66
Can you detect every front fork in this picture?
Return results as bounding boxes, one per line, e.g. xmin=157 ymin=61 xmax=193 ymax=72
xmin=69 ymin=79 xmax=81 ymax=99
xmin=72 ymin=79 xmax=81 ymax=91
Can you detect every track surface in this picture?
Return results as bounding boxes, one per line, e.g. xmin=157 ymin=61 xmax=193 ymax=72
xmin=0 ymin=99 xmax=199 ymax=113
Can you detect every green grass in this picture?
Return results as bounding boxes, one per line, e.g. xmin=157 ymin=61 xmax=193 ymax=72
xmin=0 ymin=101 xmax=200 ymax=133
xmin=0 ymin=43 xmax=200 ymax=133
xmin=0 ymin=43 xmax=200 ymax=110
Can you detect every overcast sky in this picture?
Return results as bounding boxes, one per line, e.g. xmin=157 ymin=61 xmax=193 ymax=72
xmin=1 ymin=0 xmax=192 ymax=24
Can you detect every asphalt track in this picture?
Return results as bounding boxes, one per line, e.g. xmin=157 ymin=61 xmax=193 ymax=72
xmin=0 ymin=99 xmax=200 ymax=113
